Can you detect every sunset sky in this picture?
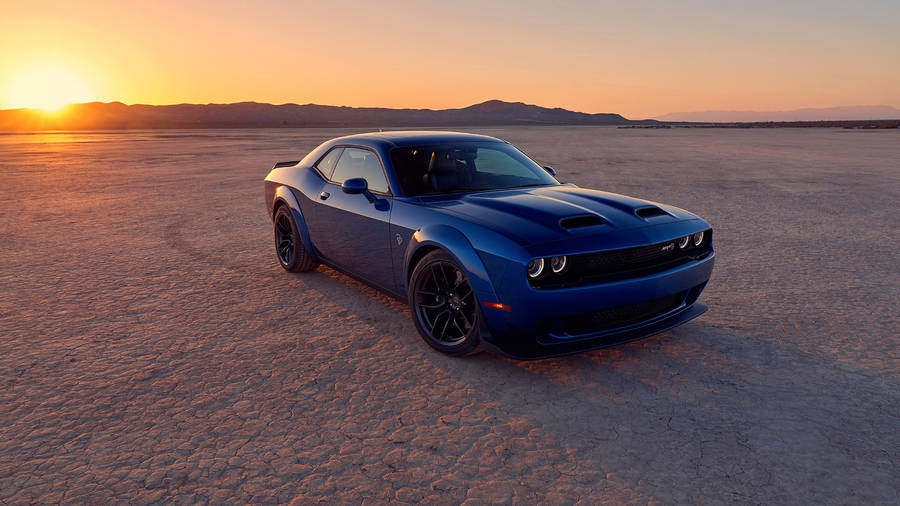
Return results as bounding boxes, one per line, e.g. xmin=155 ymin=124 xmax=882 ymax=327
xmin=2 ymin=0 xmax=899 ymax=118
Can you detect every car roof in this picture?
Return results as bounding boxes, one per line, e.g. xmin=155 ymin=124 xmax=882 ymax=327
xmin=328 ymin=130 xmax=507 ymax=149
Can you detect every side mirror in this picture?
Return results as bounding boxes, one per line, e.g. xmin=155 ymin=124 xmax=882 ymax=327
xmin=341 ymin=177 xmax=376 ymax=203
xmin=341 ymin=177 xmax=368 ymax=194
xmin=543 ymin=166 xmax=557 ymax=177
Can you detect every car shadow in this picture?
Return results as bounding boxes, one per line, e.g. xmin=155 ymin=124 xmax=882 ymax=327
xmin=292 ymin=263 xmax=900 ymax=503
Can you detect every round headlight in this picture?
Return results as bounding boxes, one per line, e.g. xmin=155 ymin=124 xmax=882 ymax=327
xmin=692 ymin=231 xmax=704 ymax=246
xmin=550 ymin=256 xmax=567 ymax=273
xmin=678 ymin=236 xmax=690 ymax=249
xmin=527 ymin=258 xmax=545 ymax=278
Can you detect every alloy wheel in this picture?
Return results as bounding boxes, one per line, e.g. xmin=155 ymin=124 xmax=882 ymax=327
xmin=414 ymin=261 xmax=477 ymax=345
xmin=275 ymin=213 xmax=294 ymax=265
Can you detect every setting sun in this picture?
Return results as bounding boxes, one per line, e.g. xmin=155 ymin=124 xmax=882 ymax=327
xmin=5 ymin=65 xmax=95 ymax=111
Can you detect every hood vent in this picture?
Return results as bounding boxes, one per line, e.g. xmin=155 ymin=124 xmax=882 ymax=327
xmin=560 ymin=215 xmax=607 ymax=229
xmin=636 ymin=206 xmax=671 ymax=219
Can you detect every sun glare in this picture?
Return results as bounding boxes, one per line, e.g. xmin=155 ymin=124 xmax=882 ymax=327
xmin=6 ymin=66 xmax=95 ymax=112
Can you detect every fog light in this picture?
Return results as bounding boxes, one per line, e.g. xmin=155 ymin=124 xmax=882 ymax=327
xmin=550 ymin=255 xmax=567 ymax=273
xmin=678 ymin=236 xmax=690 ymax=249
xmin=527 ymin=258 xmax=545 ymax=278
xmin=693 ymin=231 xmax=704 ymax=246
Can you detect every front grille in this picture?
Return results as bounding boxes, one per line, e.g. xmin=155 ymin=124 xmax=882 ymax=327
xmin=541 ymin=291 xmax=686 ymax=338
xmin=582 ymin=242 xmax=679 ymax=270
xmin=530 ymin=230 xmax=712 ymax=289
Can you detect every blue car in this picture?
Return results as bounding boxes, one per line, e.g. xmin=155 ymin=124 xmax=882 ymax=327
xmin=264 ymin=131 xmax=714 ymax=358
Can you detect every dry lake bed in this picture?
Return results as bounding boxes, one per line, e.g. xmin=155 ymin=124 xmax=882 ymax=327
xmin=1 ymin=126 xmax=898 ymax=504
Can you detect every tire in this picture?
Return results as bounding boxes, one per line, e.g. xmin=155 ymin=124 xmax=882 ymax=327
xmin=408 ymin=250 xmax=482 ymax=356
xmin=273 ymin=206 xmax=318 ymax=272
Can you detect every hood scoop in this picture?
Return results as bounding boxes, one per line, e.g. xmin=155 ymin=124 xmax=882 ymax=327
xmin=560 ymin=215 xmax=607 ymax=229
xmin=635 ymin=206 xmax=671 ymax=219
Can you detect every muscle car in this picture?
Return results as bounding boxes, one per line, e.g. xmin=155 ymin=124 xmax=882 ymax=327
xmin=264 ymin=131 xmax=714 ymax=358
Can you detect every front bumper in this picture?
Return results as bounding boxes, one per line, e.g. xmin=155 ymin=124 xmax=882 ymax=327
xmin=478 ymin=251 xmax=714 ymax=359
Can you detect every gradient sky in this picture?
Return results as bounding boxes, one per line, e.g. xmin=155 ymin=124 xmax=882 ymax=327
xmin=2 ymin=0 xmax=899 ymax=118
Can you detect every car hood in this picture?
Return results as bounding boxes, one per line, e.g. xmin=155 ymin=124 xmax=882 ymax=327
xmin=418 ymin=184 xmax=700 ymax=246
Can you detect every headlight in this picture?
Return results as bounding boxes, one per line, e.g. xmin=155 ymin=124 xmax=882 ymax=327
xmin=692 ymin=231 xmax=704 ymax=246
xmin=678 ymin=236 xmax=690 ymax=249
xmin=550 ymin=256 xmax=567 ymax=273
xmin=527 ymin=258 xmax=545 ymax=278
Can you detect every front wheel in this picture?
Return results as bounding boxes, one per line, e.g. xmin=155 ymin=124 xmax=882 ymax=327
xmin=409 ymin=250 xmax=482 ymax=356
xmin=273 ymin=206 xmax=318 ymax=272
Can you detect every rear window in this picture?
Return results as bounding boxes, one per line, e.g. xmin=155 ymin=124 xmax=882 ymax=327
xmin=315 ymin=147 xmax=343 ymax=179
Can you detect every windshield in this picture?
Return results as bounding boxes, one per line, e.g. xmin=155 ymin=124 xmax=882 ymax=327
xmin=390 ymin=142 xmax=558 ymax=196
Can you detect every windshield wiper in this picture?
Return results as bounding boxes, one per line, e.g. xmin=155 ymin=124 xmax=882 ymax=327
xmin=503 ymin=183 xmax=555 ymax=190
xmin=416 ymin=183 xmax=554 ymax=197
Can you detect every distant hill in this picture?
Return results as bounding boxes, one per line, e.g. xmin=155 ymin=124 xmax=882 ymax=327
xmin=658 ymin=105 xmax=900 ymax=122
xmin=0 ymin=100 xmax=650 ymax=131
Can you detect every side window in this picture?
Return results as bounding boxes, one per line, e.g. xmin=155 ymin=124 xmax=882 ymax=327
xmin=315 ymin=147 xmax=343 ymax=179
xmin=331 ymin=148 xmax=390 ymax=193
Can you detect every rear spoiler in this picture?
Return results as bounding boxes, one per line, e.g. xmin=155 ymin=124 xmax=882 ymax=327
xmin=273 ymin=160 xmax=300 ymax=169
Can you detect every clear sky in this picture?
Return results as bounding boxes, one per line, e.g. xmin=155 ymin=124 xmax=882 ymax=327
xmin=2 ymin=0 xmax=898 ymax=118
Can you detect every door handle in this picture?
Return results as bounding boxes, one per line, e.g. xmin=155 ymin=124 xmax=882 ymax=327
xmin=319 ymin=191 xmax=330 ymax=200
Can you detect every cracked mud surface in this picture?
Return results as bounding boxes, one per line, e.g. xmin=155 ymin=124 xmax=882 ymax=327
xmin=1 ymin=127 xmax=898 ymax=504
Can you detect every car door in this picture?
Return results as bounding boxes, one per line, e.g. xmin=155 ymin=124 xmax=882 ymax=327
xmin=305 ymin=146 xmax=394 ymax=289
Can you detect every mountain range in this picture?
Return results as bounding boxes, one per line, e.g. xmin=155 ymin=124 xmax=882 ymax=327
xmin=658 ymin=105 xmax=900 ymax=122
xmin=0 ymin=100 xmax=650 ymax=131
xmin=4 ymin=100 xmax=896 ymax=131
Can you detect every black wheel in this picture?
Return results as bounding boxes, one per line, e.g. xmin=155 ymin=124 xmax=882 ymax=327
xmin=408 ymin=250 xmax=481 ymax=356
xmin=273 ymin=206 xmax=318 ymax=272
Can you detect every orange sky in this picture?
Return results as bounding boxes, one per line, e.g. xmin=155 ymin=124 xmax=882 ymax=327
xmin=2 ymin=0 xmax=899 ymax=119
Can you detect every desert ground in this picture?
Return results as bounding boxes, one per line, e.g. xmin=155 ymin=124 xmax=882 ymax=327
xmin=1 ymin=126 xmax=898 ymax=504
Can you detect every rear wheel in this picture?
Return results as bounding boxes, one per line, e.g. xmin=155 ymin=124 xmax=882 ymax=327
xmin=409 ymin=250 xmax=481 ymax=356
xmin=273 ymin=206 xmax=318 ymax=272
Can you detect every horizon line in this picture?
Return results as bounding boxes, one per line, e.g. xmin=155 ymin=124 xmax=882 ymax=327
xmin=3 ymin=99 xmax=900 ymax=120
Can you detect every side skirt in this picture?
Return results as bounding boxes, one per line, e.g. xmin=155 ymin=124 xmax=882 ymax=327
xmin=315 ymin=257 xmax=409 ymax=302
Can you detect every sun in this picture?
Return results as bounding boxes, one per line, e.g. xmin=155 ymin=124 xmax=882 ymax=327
xmin=6 ymin=65 xmax=95 ymax=111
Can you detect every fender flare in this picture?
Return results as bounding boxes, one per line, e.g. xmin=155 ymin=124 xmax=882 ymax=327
xmin=272 ymin=185 xmax=315 ymax=254
xmin=403 ymin=224 xmax=498 ymax=301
